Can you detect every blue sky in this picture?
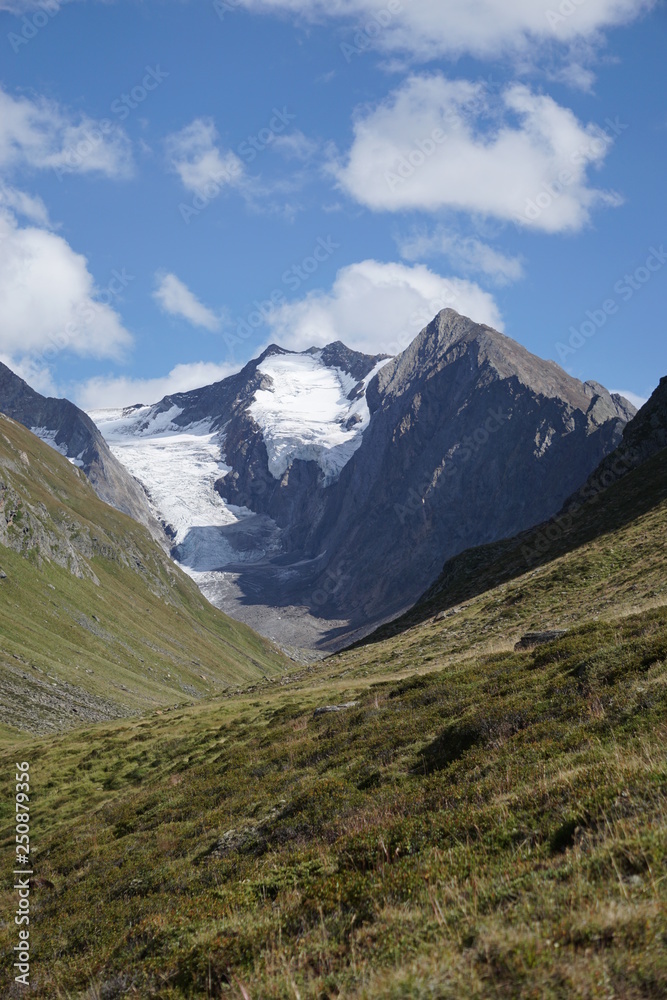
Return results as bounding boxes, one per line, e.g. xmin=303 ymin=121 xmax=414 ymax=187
xmin=0 ymin=0 xmax=664 ymax=409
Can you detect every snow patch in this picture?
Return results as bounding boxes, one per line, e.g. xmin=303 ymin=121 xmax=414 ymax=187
xmin=250 ymin=353 xmax=387 ymax=484
xmin=88 ymin=405 xmax=247 ymax=548
xmin=30 ymin=427 xmax=85 ymax=467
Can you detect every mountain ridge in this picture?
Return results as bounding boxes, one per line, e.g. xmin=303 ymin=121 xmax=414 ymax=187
xmin=0 ymin=362 xmax=163 ymax=543
xmin=83 ymin=309 xmax=636 ymax=652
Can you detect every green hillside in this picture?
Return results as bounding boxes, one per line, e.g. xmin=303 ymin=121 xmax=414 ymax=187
xmin=0 ymin=414 xmax=287 ymax=733
xmin=0 ymin=420 xmax=665 ymax=997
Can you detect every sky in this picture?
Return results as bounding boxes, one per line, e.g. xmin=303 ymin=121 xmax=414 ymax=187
xmin=0 ymin=0 xmax=665 ymax=411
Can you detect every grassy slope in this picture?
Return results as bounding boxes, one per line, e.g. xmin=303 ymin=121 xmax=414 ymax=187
xmin=0 ymin=434 xmax=665 ymax=997
xmin=0 ymin=608 xmax=665 ymax=998
xmin=0 ymin=416 xmax=287 ymax=733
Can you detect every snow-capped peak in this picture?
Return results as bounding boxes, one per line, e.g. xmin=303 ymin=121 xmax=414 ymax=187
xmin=249 ymin=351 xmax=388 ymax=485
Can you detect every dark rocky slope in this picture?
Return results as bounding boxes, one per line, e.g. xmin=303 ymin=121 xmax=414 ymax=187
xmin=357 ymin=369 xmax=666 ymax=646
xmin=88 ymin=310 xmax=635 ymax=651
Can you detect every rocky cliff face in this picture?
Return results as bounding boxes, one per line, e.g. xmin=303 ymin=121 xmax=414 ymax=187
xmin=90 ymin=310 xmax=634 ymax=652
xmin=299 ymin=310 xmax=633 ymax=631
xmin=563 ymin=374 xmax=667 ymax=510
xmin=0 ymin=363 xmax=163 ymax=543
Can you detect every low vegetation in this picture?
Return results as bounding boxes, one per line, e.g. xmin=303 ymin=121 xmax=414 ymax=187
xmin=1 ymin=603 xmax=666 ymax=997
xmin=0 ymin=428 xmax=665 ymax=996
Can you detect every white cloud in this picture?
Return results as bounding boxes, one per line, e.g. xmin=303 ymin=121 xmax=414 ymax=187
xmin=0 ymin=85 xmax=132 ymax=181
xmin=153 ymin=272 xmax=222 ymax=331
xmin=610 ymin=389 xmax=647 ymax=409
xmin=398 ymin=227 xmax=524 ymax=285
xmin=73 ymin=361 xmax=241 ymax=410
xmin=272 ymin=130 xmax=321 ymax=161
xmin=165 ymin=118 xmax=244 ymax=196
xmin=0 ymin=182 xmax=50 ymax=225
xmin=333 ymin=75 xmax=622 ymax=233
xmin=0 ymin=353 xmax=58 ymax=397
xmin=241 ymin=0 xmax=654 ymax=61
xmin=0 ymin=209 xmax=133 ymax=364
xmin=263 ymin=258 xmax=502 ymax=356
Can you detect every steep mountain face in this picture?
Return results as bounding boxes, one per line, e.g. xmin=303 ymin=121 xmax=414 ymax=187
xmin=0 ymin=413 xmax=286 ymax=733
xmin=90 ymin=310 xmax=634 ymax=652
xmin=358 ymin=371 xmax=667 ymax=647
xmin=563 ymin=374 xmax=667 ymax=511
xmin=303 ymin=311 xmax=633 ymax=632
xmin=0 ymin=362 xmax=163 ymax=542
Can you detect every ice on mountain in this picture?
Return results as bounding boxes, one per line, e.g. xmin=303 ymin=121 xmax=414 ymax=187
xmin=88 ymin=406 xmax=242 ymax=548
xmin=249 ymin=352 xmax=385 ymax=485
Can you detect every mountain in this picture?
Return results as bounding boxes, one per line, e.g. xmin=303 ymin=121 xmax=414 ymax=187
xmin=90 ymin=310 xmax=634 ymax=652
xmin=0 ymin=362 xmax=162 ymax=542
xmin=0 ymin=413 xmax=286 ymax=734
xmin=360 ymin=372 xmax=667 ymax=645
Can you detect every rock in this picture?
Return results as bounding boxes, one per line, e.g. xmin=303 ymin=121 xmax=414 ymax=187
xmin=434 ymin=607 xmax=461 ymax=622
xmin=313 ymin=701 xmax=358 ymax=717
xmin=514 ymin=630 xmax=569 ymax=651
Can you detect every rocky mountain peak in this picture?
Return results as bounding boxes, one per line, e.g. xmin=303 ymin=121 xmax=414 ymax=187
xmin=316 ymin=341 xmax=391 ymax=382
xmin=368 ymin=310 xmax=635 ymax=428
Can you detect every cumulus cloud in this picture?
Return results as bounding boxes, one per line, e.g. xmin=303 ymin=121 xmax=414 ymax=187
xmin=0 ymin=209 xmax=133 ymax=365
xmin=398 ymin=227 xmax=524 ymax=285
xmin=0 ymin=85 xmax=132 ymax=181
xmin=263 ymin=258 xmax=502 ymax=357
xmin=241 ymin=0 xmax=654 ymax=61
xmin=333 ymin=75 xmax=622 ymax=233
xmin=73 ymin=361 xmax=241 ymax=410
xmin=165 ymin=118 xmax=244 ymax=196
xmin=153 ymin=272 xmax=222 ymax=331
